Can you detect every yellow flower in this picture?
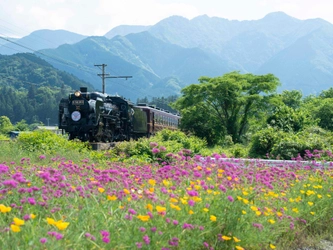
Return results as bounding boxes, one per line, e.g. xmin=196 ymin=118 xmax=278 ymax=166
xmin=148 ymin=179 xmax=156 ymax=186
xmin=55 ymin=221 xmax=70 ymax=230
xmin=0 ymin=204 xmax=11 ymax=213
xmin=46 ymin=218 xmax=56 ymax=225
xmin=222 ymin=236 xmax=232 ymax=241
xmin=149 ymin=188 xmax=154 ymax=193
xmin=146 ymin=204 xmax=153 ymax=211
xmin=124 ymin=189 xmax=130 ymax=195
xmin=276 ymin=212 xmax=283 ymax=217
xmin=251 ymin=206 xmax=258 ymax=211
xmin=268 ymin=219 xmax=275 ymax=224
xmin=156 ymin=206 xmax=166 ymax=213
xmin=137 ymin=215 xmax=150 ymax=222
xmin=189 ymin=210 xmax=194 ymax=215
xmin=193 ymin=196 xmax=202 ymax=202
xmin=310 ymin=211 xmax=315 ymax=215
xmin=10 ymin=224 xmax=21 ymax=232
xmin=235 ymin=246 xmax=245 ymax=250
xmin=233 ymin=237 xmax=241 ymax=242
xmin=169 ymin=198 xmax=178 ymax=203
xmin=242 ymin=191 xmax=249 ymax=196
xmin=317 ymin=194 xmax=322 ymax=198
xmin=13 ymin=218 xmax=25 ymax=226
xmin=210 ymin=215 xmax=217 ymax=222
xmin=203 ymin=208 xmax=209 ymax=212
xmin=292 ymin=208 xmax=299 ymax=213
xmin=163 ymin=179 xmax=170 ymax=187
xmin=242 ymin=199 xmax=249 ymax=204
xmin=270 ymin=244 xmax=276 ymax=249
xmin=255 ymin=211 xmax=262 ymax=216
xmin=98 ymin=187 xmax=105 ymax=193
xmin=308 ymin=201 xmax=314 ymax=206
xmin=242 ymin=210 xmax=247 ymax=215
xmin=107 ymin=195 xmax=117 ymax=201
xmin=170 ymin=204 xmax=181 ymax=211
xmin=30 ymin=214 xmax=36 ymax=219
xmin=227 ymin=176 xmax=232 ymax=181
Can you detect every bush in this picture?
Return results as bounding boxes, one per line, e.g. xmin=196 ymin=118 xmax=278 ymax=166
xmin=271 ymin=129 xmax=333 ymax=160
xmin=16 ymin=130 xmax=90 ymax=156
xmin=249 ymin=126 xmax=286 ymax=158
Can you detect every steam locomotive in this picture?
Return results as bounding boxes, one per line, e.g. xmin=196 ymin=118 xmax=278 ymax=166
xmin=58 ymin=87 xmax=180 ymax=142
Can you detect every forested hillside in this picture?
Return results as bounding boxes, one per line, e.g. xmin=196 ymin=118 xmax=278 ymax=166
xmin=0 ymin=53 xmax=94 ymax=124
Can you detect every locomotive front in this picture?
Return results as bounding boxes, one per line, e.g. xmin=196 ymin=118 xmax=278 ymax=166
xmin=59 ymin=87 xmax=101 ymax=141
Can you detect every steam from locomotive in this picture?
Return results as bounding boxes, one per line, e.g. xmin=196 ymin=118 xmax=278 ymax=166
xmin=58 ymin=87 xmax=180 ymax=142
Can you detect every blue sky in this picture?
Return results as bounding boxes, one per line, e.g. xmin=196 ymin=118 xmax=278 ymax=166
xmin=0 ymin=0 xmax=332 ymax=37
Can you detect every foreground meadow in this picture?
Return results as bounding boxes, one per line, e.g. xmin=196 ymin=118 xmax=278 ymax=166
xmin=0 ymin=132 xmax=333 ymax=249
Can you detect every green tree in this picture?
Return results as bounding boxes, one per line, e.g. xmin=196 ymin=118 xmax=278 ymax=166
xmin=267 ymin=104 xmax=314 ymax=132
xmin=0 ymin=116 xmax=14 ymax=134
xmin=173 ymin=71 xmax=280 ymax=143
xmin=280 ymin=90 xmax=302 ymax=109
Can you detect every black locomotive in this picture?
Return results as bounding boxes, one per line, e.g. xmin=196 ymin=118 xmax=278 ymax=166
xmin=58 ymin=87 xmax=180 ymax=142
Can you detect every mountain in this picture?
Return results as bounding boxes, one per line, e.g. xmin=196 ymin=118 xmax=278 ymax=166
xmin=0 ymin=29 xmax=87 ymax=55
xmin=3 ymin=12 xmax=333 ymax=100
xmin=104 ymin=25 xmax=151 ymax=39
xmin=38 ymin=33 xmax=233 ymax=101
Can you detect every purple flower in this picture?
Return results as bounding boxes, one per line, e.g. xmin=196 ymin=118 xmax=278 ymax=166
xmin=102 ymin=237 xmax=110 ymax=243
xmin=39 ymin=155 xmax=46 ymax=160
xmin=100 ymin=230 xmax=110 ymax=237
xmin=152 ymin=148 xmax=160 ymax=154
xmin=290 ymin=222 xmax=295 ymax=230
xmin=203 ymin=242 xmax=209 ymax=248
xmin=139 ymin=227 xmax=146 ymax=232
xmin=151 ymin=227 xmax=157 ymax=232
xmin=219 ymin=185 xmax=226 ymax=193
xmin=28 ymin=197 xmax=36 ymax=205
xmin=227 ymin=196 xmax=234 ymax=202
xmin=2 ymin=179 xmax=19 ymax=188
xmin=188 ymin=200 xmax=195 ymax=206
xmin=149 ymin=142 xmax=158 ymax=148
xmin=143 ymin=235 xmax=150 ymax=245
xmin=136 ymin=242 xmax=143 ymax=249
xmin=128 ymin=208 xmax=137 ymax=215
xmin=173 ymin=220 xmax=178 ymax=225
xmin=40 ymin=238 xmax=47 ymax=244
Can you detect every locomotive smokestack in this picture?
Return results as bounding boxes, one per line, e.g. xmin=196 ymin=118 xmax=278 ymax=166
xmin=80 ymin=87 xmax=87 ymax=93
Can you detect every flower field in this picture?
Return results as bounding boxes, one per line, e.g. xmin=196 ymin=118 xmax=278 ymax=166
xmin=1 ymin=144 xmax=333 ymax=249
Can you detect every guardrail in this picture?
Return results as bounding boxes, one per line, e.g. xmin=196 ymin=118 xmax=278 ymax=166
xmin=199 ymin=157 xmax=333 ymax=168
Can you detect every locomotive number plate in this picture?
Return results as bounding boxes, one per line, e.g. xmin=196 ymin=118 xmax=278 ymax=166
xmin=72 ymin=100 xmax=84 ymax=105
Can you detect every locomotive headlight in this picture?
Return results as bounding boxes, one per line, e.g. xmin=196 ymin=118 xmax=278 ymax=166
xmin=74 ymin=91 xmax=81 ymax=97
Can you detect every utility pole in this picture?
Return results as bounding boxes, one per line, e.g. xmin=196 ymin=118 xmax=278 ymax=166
xmin=46 ymin=118 xmax=50 ymax=126
xmin=94 ymin=64 xmax=132 ymax=94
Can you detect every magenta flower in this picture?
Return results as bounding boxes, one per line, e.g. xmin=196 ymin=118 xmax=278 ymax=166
xmin=173 ymin=220 xmax=178 ymax=225
xmin=152 ymin=148 xmax=160 ymax=154
xmin=143 ymin=235 xmax=150 ymax=245
xmin=136 ymin=242 xmax=143 ymax=249
xmin=102 ymin=237 xmax=110 ymax=243
xmin=39 ymin=155 xmax=46 ymax=160
xmin=227 ymin=196 xmax=234 ymax=202
xmin=40 ymin=238 xmax=47 ymax=244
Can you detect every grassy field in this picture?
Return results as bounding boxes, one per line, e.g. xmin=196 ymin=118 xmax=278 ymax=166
xmin=0 ymin=131 xmax=332 ymax=249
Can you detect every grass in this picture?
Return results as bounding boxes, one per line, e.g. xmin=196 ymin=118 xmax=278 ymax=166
xmin=0 ymin=132 xmax=333 ymax=250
